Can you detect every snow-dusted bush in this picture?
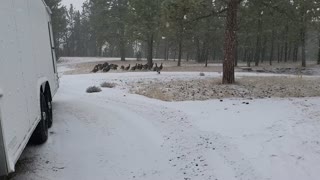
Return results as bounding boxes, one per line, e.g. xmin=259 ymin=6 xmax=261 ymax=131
xmin=86 ymin=86 xmax=102 ymax=93
xmin=100 ymin=82 xmax=116 ymax=88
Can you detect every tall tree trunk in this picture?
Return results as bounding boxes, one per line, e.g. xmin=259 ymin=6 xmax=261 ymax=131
xmin=177 ymin=39 xmax=183 ymax=66
xmin=243 ymin=48 xmax=248 ymax=64
xmin=205 ymin=47 xmax=209 ymax=67
xmin=186 ymin=52 xmax=190 ymax=62
xmin=119 ymin=27 xmax=126 ymax=61
xmin=195 ymin=38 xmax=201 ymax=62
xmin=269 ymin=29 xmax=275 ymax=65
xmin=280 ymin=45 xmax=284 ymax=62
xmin=293 ymin=44 xmax=298 ymax=62
xmin=222 ymin=0 xmax=239 ymax=84
xmin=277 ymin=41 xmax=281 ymax=63
xmin=318 ymin=37 xmax=320 ymax=65
xmin=300 ymin=26 xmax=306 ymax=67
xmin=164 ymin=38 xmax=168 ymax=60
xmin=261 ymin=35 xmax=267 ymax=63
xmin=300 ymin=9 xmax=307 ymax=67
xmin=235 ymin=35 xmax=238 ymax=67
xmin=247 ymin=49 xmax=252 ymax=67
xmin=254 ymin=13 xmax=262 ymax=66
xmin=147 ymin=34 xmax=154 ymax=68
xmin=177 ymin=21 xmax=184 ymax=66
xmin=284 ymin=24 xmax=289 ymax=62
xmin=205 ymin=56 xmax=208 ymax=67
xmin=120 ymin=41 xmax=126 ymax=61
xmin=212 ymin=48 xmax=216 ymax=62
xmin=155 ymin=39 xmax=160 ymax=59
xmin=288 ymin=43 xmax=292 ymax=61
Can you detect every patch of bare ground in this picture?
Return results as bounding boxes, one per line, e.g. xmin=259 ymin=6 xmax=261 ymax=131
xmin=130 ymin=76 xmax=320 ymax=101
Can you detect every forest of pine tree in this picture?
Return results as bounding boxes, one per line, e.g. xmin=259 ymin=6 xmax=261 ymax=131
xmin=45 ymin=0 xmax=320 ymax=83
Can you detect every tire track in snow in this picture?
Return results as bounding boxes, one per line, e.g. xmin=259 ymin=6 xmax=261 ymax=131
xmin=102 ymin=95 xmax=263 ymax=180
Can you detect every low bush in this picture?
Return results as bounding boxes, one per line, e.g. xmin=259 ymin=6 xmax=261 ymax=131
xmin=101 ymin=82 xmax=116 ymax=88
xmin=86 ymin=86 xmax=102 ymax=93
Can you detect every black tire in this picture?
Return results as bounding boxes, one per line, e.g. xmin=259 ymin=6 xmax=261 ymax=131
xmin=30 ymin=93 xmax=48 ymax=144
xmin=46 ymin=94 xmax=53 ymax=128
xmin=0 ymin=176 xmax=8 ymax=180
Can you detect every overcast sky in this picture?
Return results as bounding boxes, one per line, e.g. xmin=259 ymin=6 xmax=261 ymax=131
xmin=61 ymin=0 xmax=84 ymax=11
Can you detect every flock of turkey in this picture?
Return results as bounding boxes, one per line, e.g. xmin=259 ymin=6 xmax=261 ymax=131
xmin=92 ymin=62 xmax=163 ymax=73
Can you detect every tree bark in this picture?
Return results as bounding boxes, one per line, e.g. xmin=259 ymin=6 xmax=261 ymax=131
xmin=280 ymin=45 xmax=284 ymax=62
xmin=318 ymin=37 xmax=320 ymax=65
xmin=177 ymin=39 xmax=183 ymax=66
xmin=261 ymin=35 xmax=267 ymax=63
xmin=164 ymin=38 xmax=168 ymax=60
xmin=288 ymin=43 xmax=292 ymax=61
xmin=300 ymin=8 xmax=307 ymax=67
xmin=243 ymin=48 xmax=248 ymax=64
xmin=293 ymin=44 xmax=298 ymax=62
xmin=195 ymin=38 xmax=201 ymax=62
xmin=119 ymin=27 xmax=126 ymax=61
xmin=235 ymin=36 xmax=238 ymax=67
xmin=269 ymin=29 xmax=275 ymax=65
xmin=147 ymin=34 xmax=154 ymax=68
xmin=277 ymin=41 xmax=280 ymax=63
xmin=284 ymin=24 xmax=289 ymax=62
xmin=300 ymin=26 xmax=306 ymax=67
xmin=222 ymin=0 xmax=239 ymax=84
xmin=254 ymin=13 xmax=262 ymax=66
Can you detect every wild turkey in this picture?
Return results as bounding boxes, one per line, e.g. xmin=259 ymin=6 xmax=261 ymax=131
xmin=97 ymin=64 xmax=104 ymax=70
xmin=120 ymin=65 xmax=125 ymax=70
xmin=159 ymin=63 xmax=163 ymax=71
xmin=92 ymin=66 xmax=99 ymax=73
xmin=153 ymin=63 xmax=158 ymax=71
xmin=110 ymin=64 xmax=118 ymax=70
xmin=103 ymin=65 xmax=111 ymax=72
xmin=143 ymin=64 xmax=149 ymax=70
xmin=131 ymin=63 xmax=138 ymax=71
xmin=137 ymin=64 xmax=142 ymax=70
xmin=125 ymin=64 xmax=131 ymax=71
xmin=103 ymin=62 xmax=109 ymax=68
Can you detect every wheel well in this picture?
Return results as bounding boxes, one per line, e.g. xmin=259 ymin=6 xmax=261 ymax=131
xmin=44 ymin=82 xmax=52 ymax=102
xmin=40 ymin=82 xmax=52 ymax=102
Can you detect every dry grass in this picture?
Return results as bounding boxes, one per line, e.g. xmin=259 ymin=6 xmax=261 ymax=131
xmin=130 ymin=76 xmax=320 ymax=101
xmin=101 ymin=82 xmax=116 ymax=88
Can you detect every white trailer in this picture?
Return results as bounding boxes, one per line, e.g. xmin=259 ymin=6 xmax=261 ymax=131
xmin=0 ymin=0 xmax=59 ymax=177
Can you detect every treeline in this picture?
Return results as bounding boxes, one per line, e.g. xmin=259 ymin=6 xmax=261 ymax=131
xmin=46 ymin=0 xmax=320 ymax=67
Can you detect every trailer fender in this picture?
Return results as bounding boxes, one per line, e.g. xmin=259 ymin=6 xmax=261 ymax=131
xmin=37 ymin=77 xmax=49 ymax=95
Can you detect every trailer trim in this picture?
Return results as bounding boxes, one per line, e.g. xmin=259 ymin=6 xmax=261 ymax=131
xmin=0 ymin=104 xmax=9 ymax=176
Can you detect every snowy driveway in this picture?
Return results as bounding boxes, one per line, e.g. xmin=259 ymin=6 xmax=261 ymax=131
xmin=11 ymin=72 xmax=320 ymax=180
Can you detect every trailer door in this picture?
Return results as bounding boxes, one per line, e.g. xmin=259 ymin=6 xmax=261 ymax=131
xmin=14 ymin=0 xmax=39 ymax=129
xmin=0 ymin=0 xmax=32 ymax=173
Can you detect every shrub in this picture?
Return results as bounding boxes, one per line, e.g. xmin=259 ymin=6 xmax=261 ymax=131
xmin=100 ymin=82 xmax=116 ymax=88
xmin=86 ymin=86 xmax=102 ymax=93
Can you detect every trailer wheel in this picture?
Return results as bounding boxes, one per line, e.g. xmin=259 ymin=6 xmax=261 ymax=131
xmin=0 ymin=176 xmax=8 ymax=180
xmin=30 ymin=93 xmax=48 ymax=144
xmin=46 ymin=95 xmax=53 ymax=128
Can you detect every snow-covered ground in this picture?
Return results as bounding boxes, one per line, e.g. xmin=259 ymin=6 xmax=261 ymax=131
xmin=11 ymin=64 xmax=320 ymax=180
